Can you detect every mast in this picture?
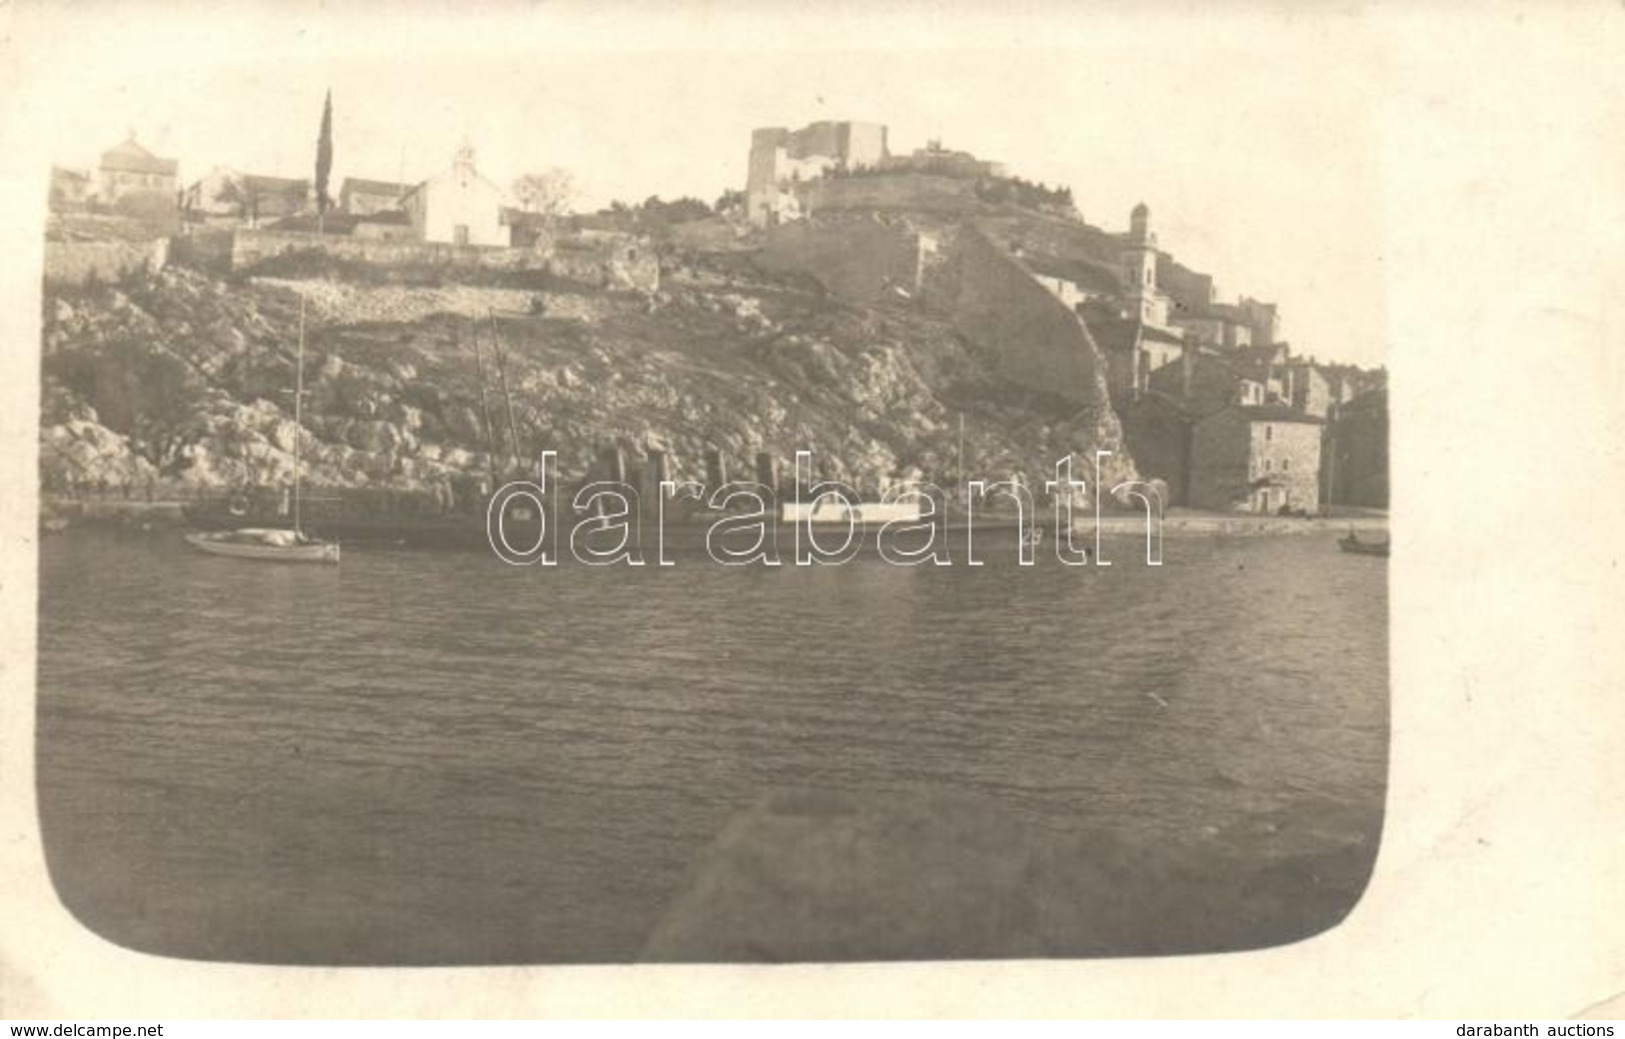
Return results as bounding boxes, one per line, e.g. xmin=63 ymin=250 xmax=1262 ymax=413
xmin=490 ymin=310 xmax=523 ymax=471
xmin=1325 ymin=400 xmax=1338 ymax=518
xmin=469 ymin=324 xmax=501 ymax=484
xmin=294 ymin=296 xmax=305 ymax=536
xmin=956 ymin=412 xmax=966 ymax=505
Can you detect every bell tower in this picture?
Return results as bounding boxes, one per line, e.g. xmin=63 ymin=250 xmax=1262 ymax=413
xmin=1119 ymin=202 xmax=1165 ymax=326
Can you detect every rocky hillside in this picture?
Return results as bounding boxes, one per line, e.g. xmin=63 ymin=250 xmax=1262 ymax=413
xmin=40 ymin=260 xmax=1136 ymax=498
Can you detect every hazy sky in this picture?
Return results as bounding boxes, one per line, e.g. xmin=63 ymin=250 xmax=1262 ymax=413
xmin=10 ymin=2 xmax=1391 ymax=367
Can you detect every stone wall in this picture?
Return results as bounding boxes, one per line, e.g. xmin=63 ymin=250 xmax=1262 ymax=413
xmin=43 ymin=238 xmax=169 ymax=288
xmin=548 ymin=231 xmax=660 ymax=293
xmin=756 ymin=215 xmax=930 ymax=302
xmin=231 ymin=229 xmax=549 ymax=273
xmin=229 ymin=227 xmax=658 ymax=292
xmin=798 ymin=173 xmax=982 ymax=217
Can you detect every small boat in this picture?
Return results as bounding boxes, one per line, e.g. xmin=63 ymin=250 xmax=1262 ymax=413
xmin=1338 ymin=531 xmax=1390 ymax=557
xmin=187 ymin=295 xmax=339 ymax=565
xmin=186 ymin=527 xmax=340 ymax=563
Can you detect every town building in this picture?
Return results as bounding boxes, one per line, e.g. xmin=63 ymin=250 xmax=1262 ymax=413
xmin=183 ymin=168 xmax=312 ymax=226
xmin=401 ymin=142 xmax=509 ymax=246
xmin=1288 ymin=361 xmax=1333 ymax=418
xmin=96 ymin=135 xmax=178 ymax=209
xmin=48 ymin=167 xmax=93 ymax=211
xmin=1020 ymin=253 xmax=1121 ymax=312
xmin=1322 ymin=386 xmax=1388 ymax=508
xmin=746 ymin=120 xmax=890 ymax=227
xmin=1088 ymin=316 xmax=1191 ymax=402
xmin=1188 ymin=404 xmax=1323 ymax=513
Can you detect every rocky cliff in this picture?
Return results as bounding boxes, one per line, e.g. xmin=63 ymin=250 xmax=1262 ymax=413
xmin=40 ymin=257 xmax=1135 ymax=499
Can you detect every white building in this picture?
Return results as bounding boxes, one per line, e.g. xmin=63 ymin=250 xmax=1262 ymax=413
xmin=402 ymin=143 xmax=508 ymax=246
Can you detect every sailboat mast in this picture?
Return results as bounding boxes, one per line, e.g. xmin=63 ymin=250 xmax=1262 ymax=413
xmin=294 ymin=296 xmax=305 ymax=536
xmin=469 ymin=325 xmax=500 ymax=483
xmin=956 ymin=412 xmax=965 ymax=503
xmin=490 ymin=310 xmax=523 ymax=472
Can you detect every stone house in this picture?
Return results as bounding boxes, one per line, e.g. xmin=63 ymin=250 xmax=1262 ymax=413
xmin=1023 ymin=253 xmax=1121 ymax=312
xmin=1088 ymin=316 xmax=1190 ymax=402
xmin=1188 ymin=405 xmax=1323 ymax=513
xmin=49 ymin=166 xmax=93 ymax=211
xmin=1289 ymin=361 xmax=1333 ymax=418
xmin=401 ymin=143 xmax=509 ymax=246
xmin=1117 ymin=391 xmax=1196 ymax=505
xmin=241 ymin=175 xmax=312 ymax=225
xmin=183 ymin=169 xmax=311 ymax=227
xmin=1322 ymin=387 xmax=1388 ymax=508
xmin=97 ymin=135 xmax=178 ymax=209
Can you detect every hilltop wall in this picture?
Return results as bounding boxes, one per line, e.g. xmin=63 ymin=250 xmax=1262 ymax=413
xmin=798 ymin=173 xmax=982 ymax=217
xmin=230 ymin=229 xmax=551 ymax=273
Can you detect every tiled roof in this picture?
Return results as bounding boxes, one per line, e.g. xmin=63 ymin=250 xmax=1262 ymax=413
xmin=1139 ymin=323 xmax=1186 ymax=345
xmin=242 ymin=174 xmax=310 ymax=195
xmin=1082 ymin=315 xmax=1189 ymax=351
xmin=354 ymin=209 xmax=410 ymax=225
xmin=100 ymin=138 xmax=177 ymax=176
xmin=341 ymin=177 xmax=412 ymax=197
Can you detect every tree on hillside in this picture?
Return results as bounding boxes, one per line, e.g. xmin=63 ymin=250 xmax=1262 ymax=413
xmin=315 ymin=90 xmax=333 ymax=231
xmin=512 ymin=168 xmax=578 ymax=218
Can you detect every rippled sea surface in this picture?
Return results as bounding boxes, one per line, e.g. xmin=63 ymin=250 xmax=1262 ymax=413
xmin=37 ymin=527 xmax=1387 ymax=963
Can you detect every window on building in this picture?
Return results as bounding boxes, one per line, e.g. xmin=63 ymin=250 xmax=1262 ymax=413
xmin=1283 ymin=459 xmax=1291 ymax=471
xmin=1265 ymin=459 xmax=1273 ymax=472
xmin=1266 ymin=424 xmax=1274 ymax=441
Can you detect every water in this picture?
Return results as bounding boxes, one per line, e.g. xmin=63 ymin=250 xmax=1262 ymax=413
xmin=36 ymin=526 xmax=1387 ymax=963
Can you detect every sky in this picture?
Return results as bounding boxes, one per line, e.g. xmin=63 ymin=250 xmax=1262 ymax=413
xmin=8 ymin=1 xmax=1391 ymax=367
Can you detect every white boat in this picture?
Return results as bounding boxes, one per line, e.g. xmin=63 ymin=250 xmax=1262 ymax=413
xmin=187 ymin=295 xmax=339 ymax=565
xmin=186 ymin=527 xmax=340 ymax=563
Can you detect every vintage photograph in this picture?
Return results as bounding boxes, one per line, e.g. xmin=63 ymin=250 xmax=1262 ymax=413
xmin=31 ymin=30 xmax=1389 ymax=966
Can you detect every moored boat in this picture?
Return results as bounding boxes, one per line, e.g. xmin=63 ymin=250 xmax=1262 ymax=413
xmin=1338 ymin=531 xmax=1389 ymax=557
xmin=186 ymin=295 xmax=340 ymax=565
xmin=185 ymin=527 xmax=341 ymax=563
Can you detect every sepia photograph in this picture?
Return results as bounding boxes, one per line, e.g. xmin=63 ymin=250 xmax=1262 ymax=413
xmin=2 ymin=0 xmax=1619 ymax=1022
xmin=28 ymin=27 xmax=1389 ymax=966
